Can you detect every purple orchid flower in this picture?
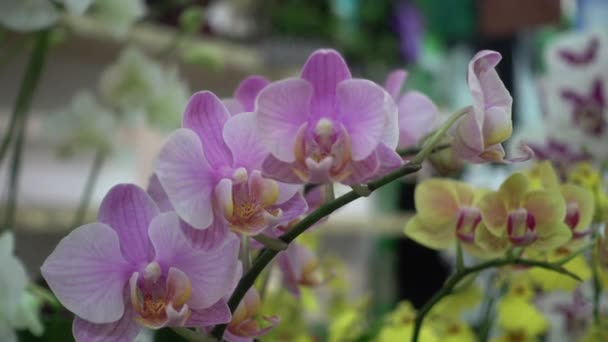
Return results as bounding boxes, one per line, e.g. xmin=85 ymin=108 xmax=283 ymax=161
xmin=224 ymin=288 xmax=279 ymax=342
xmin=384 ymin=70 xmax=440 ymax=149
xmin=155 ymin=91 xmax=307 ymax=238
xmin=561 ymin=78 xmax=606 ymax=136
xmin=255 ymin=49 xmax=402 ymax=185
xmin=528 ymin=139 xmax=592 ymax=180
xmin=558 ymin=36 xmax=600 ymax=66
xmin=224 ymin=75 xmax=271 ymax=115
xmin=41 ymin=184 xmax=240 ymax=341
xmin=393 ymin=1 xmax=424 ymax=63
xmin=451 ymin=50 xmax=532 ymax=163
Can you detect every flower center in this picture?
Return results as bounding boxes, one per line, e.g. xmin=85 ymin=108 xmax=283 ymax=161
xmin=506 ymin=208 xmax=537 ymax=246
xmin=455 ymin=207 xmax=482 ymax=243
xmin=131 ymin=264 xmax=192 ymax=329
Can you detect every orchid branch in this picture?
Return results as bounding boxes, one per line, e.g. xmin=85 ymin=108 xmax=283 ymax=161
xmin=410 ymin=257 xmax=584 ymax=342
xmin=210 ymin=162 xmax=423 ymax=339
xmin=397 ymin=143 xmax=451 ymax=157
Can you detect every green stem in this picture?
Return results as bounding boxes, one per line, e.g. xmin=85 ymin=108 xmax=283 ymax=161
xmin=252 ymin=233 xmax=288 ymax=251
xmin=397 ymin=143 xmax=451 ymax=157
xmin=324 ymin=183 xmax=335 ymax=202
xmin=240 ymin=234 xmax=251 ymax=272
xmin=171 ymin=327 xmax=216 ymax=342
xmin=72 ymin=148 xmax=106 ymax=228
xmin=2 ymin=30 xmax=51 ymax=230
xmin=210 ymin=162 xmax=423 ymax=340
xmin=412 ymin=106 xmax=470 ymax=164
xmin=410 ymin=257 xmax=583 ymax=342
xmin=456 ymin=242 xmax=465 ymax=272
xmin=28 ymin=283 xmax=60 ymax=309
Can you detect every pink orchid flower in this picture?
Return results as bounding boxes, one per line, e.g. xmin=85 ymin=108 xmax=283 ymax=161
xmin=41 ymin=184 xmax=240 ymax=342
xmin=155 ymin=92 xmax=307 ymax=238
xmin=256 ymin=49 xmax=402 ymax=185
xmin=384 ymin=70 xmax=440 ymax=149
xmin=224 ymin=288 xmax=279 ymax=342
xmin=224 ymin=75 xmax=271 ymax=115
xmin=451 ymin=50 xmax=528 ymax=163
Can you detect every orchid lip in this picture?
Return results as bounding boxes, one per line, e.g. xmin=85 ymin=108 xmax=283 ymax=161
xmin=506 ymin=208 xmax=537 ymax=246
xmin=455 ymin=207 xmax=482 ymax=243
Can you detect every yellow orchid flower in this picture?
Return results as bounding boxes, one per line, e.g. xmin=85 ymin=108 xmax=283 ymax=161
xmin=568 ymin=162 xmax=608 ymax=222
xmin=477 ymin=173 xmax=571 ymax=252
xmin=376 ymin=301 xmax=438 ymax=342
xmin=496 ymin=296 xmax=548 ymax=339
xmin=328 ymin=298 xmax=368 ymax=342
xmin=527 ymin=248 xmax=591 ymax=291
xmin=405 ymin=178 xmax=506 ymax=258
xmin=525 ymin=161 xmax=561 ymax=190
xmin=434 ymin=318 xmax=477 ymax=342
xmin=431 ymin=283 xmax=483 ymax=318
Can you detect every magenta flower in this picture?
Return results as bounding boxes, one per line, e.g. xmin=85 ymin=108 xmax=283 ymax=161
xmin=41 ymin=184 xmax=240 ymax=341
xmin=278 ymin=243 xmax=324 ymax=296
xmin=561 ymin=78 xmax=606 ymax=136
xmin=384 ymin=70 xmax=440 ymax=149
xmin=451 ymin=50 xmax=524 ymax=163
xmin=223 ymin=75 xmax=270 ymax=115
xmin=224 ymin=288 xmax=279 ymax=342
xmin=256 ymin=49 xmax=401 ymax=185
xmin=155 ymin=91 xmax=307 ymax=236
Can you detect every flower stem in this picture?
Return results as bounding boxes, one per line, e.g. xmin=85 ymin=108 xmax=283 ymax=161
xmin=171 ymin=327 xmax=216 ymax=342
xmin=397 ymin=143 xmax=451 ymax=157
xmin=210 ymin=162 xmax=422 ymax=340
xmin=2 ymin=29 xmax=51 ymax=230
xmin=72 ymin=148 xmax=106 ymax=228
xmin=592 ymin=243 xmax=602 ymax=325
xmin=456 ymin=242 xmax=465 ymax=272
xmin=412 ymin=106 xmax=470 ymax=164
xmin=252 ymin=233 xmax=288 ymax=251
xmin=410 ymin=257 xmax=583 ymax=342
xmin=240 ymin=234 xmax=251 ymax=272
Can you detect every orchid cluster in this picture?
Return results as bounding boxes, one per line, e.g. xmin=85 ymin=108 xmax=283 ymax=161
xmin=37 ymin=46 xmax=536 ymax=342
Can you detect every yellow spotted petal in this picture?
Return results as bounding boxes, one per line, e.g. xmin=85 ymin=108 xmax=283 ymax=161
xmin=561 ymin=184 xmax=595 ymax=233
xmin=530 ymin=222 xmax=572 ymax=251
xmin=505 ymin=277 xmax=534 ymax=301
xmin=431 ymin=284 xmax=482 ymax=318
xmin=497 ymin=298 xmax=547 ymax=337
xmin=452 ymin=180 xmax=475 ymax=206
xmin=474 ymin=223 xmax=509 ymax=256
xmin=415 ymin=179 xmax=465 ymax=226
xmin=529 ymin=254 xmax=591 ymax=291
xmin=404 ymin=216 xmax=455 ymax=250
xmin=523 ymin=190 xmax=566 ymax=226
xmin=435 ymin=319 xmax=477 ymax=342
xmin=479 ymin=192 xmax=508 ymax=236
xmin=499 ymin=173 xmax=529 ymax=209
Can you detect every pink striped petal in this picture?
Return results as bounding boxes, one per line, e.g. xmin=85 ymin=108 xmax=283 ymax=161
xmin=262 ymin=155 xmax=304 ymax=184
xmin=72 ymin=305 xmax=141 ymax=342
xmin=98 ymin=184 xmax=158 ymax=264
xmin=146 ymin=175 xmax=173 ymax=212
xmin=155 ymin=128 xmax=216 ymax=229
xmin=397 ymin=91 xmax=439 ymax=148
xmin=301 ymin=49 xmax=352 ymax=118
xmin=384 ymin=69 xmax=408 ymax=99
xmin=337 ymin=79 xmax=395 ymax=160
xmin=183 ymin=91 xmax=233 ymax=168
xmin=41 ymin=223 xmax=131 ymax=324
xmin=148 ymin=212 xmax=240 ymax=309
xmin=256 ymin=79 xmax=312 ymax=162
xmin=186 ymin=300 xmax=232 ymax=327
xmin=223 ymin=112 xmax=268 ymax=171
xmin=235 ymin=75 xmax=270 ymax=112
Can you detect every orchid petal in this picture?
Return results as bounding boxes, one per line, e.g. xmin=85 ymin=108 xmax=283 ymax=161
xmin=474 ymin=224 xmax=509 ymax=256
xmin=180 ymin=217 xmax=231 ymax=251
xmin=186 ymin=300 xmax=231 ymax=327
xmin=182 ymin=91 xmax=233 ymax=168
xmin=155 ymin=128 xmax=215 ymax=229
xmin=373 ymin=143 xmax=403 ymax=178
xmin=342 ymin=150 xmax=379 ymax=184
xmin=98 ymin=184 xmax=158 ymax=264
xmin=301 ymin=49 xmax=351 ymax=117
xmin=524 ymin=190 xmax=566 ymax=226
xmin=273 ymin=192 xmax=308 ymax=226
xmin=561 ymin=184 xmax=595 ymax=233
xmin=235 ymin=75 xmax=270 ymax=112
xmin=41 ymin=223 xmax=130 ymax=324
xmin=384 ymin=70 xmax=408 ymax=99
xmin=261 ymin=155 xmax=304 ymax=184
xmin=499 ymin=173 xmax=529 ymax=209
xmin=531 ymin=222 xmax=572 ymax=251
xmin=148 ymin=212 xmax=239 ymax=309
xmin=414 ymin=179 xmax=463 ymax=226
xmin=223 ymin=98 xmax=244 ymax=116
xmin=479 ymin=192 xmax=508 ymax=236
xmin=256 ymin=79 xmax=312 ymax=162
xmin=146 ymin=174 xmax=173 ymax=212
xmin=404 ymin=216 xmax=455 ymax=249
xmin=276 ymin=182 xmax=302 ymax=205
xmin=397 ymin=91 xmax=439 ymax=148
xmin=223 ymin=112 xmax=268 ymax=171
xmin=338 ymin=79 xmax=394 ymax=160
xmin=72 ymin=306 xmax=141 ymax=342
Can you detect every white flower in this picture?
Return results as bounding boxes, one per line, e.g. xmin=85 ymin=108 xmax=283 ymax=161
xmin=99 ymin=47 xmax=189 ymax=130
xmin=0 ymin=232 xmax=43 ymax=341
xmin=45 ymin=91 xmax=116 ymax=156
xmin=0 ymin=0 xmax=93 ymax=31
xmin=90 ymin=0 xmax=146 ymax=38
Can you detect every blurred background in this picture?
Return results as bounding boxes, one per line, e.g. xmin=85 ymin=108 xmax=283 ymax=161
xmin=0 ymin=0 xmax=607 ymax=340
